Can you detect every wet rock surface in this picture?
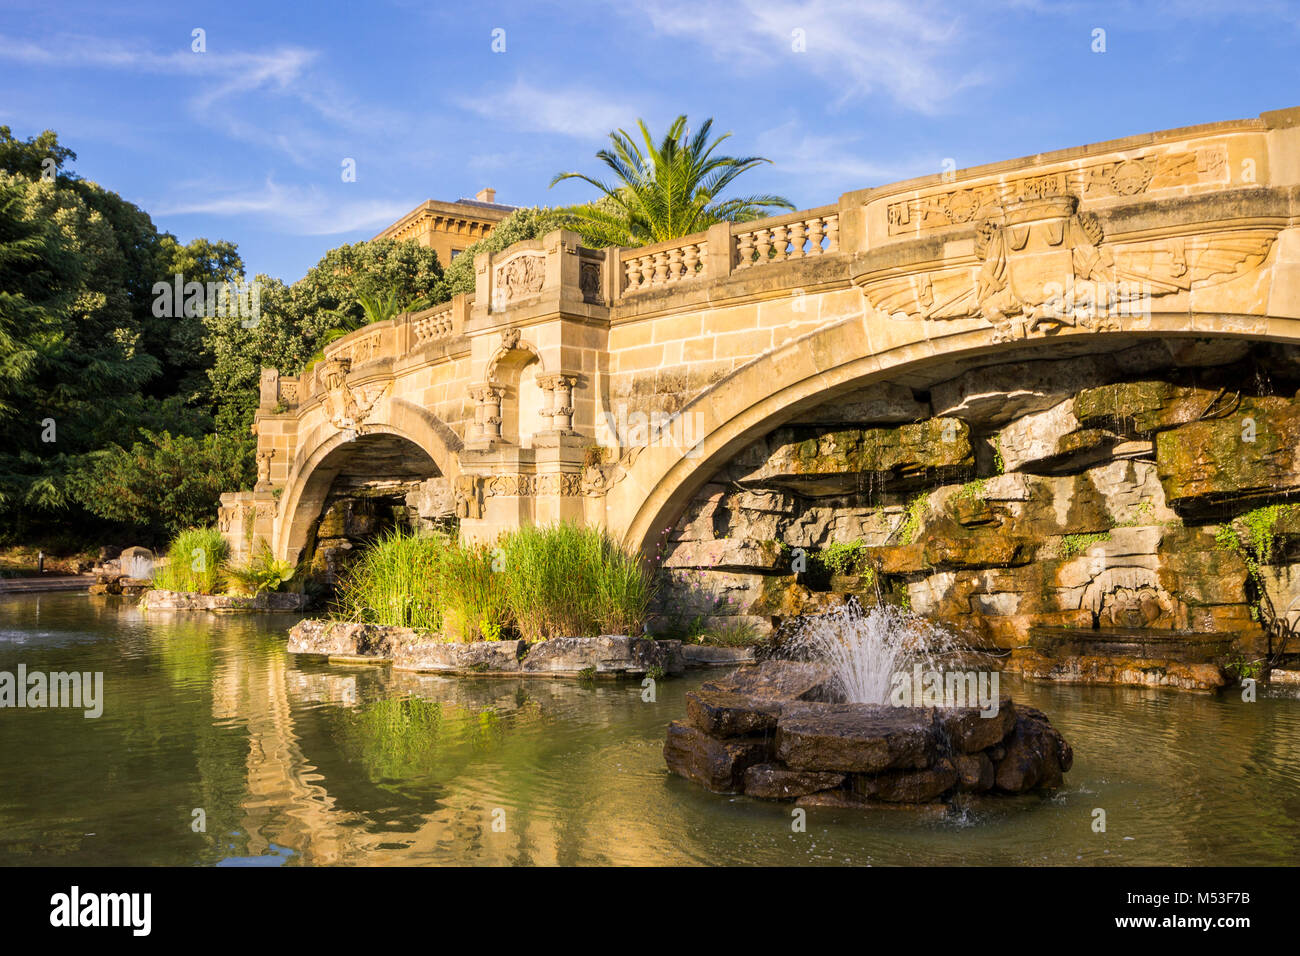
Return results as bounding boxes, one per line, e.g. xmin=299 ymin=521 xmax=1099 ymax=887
xmin=664 ymin=661 xmax=1072 ymax=807
xmin=140 ymin=589 xmax=311 ymax=612
xmin=286 ymin=620 xmax=687 ymax=677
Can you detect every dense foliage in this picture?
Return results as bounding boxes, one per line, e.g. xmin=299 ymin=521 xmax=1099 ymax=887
xmin=0 ymin=125 xmax=445 ymax=547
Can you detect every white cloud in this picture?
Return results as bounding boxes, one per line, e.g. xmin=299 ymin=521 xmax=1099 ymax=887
xmin=457 ymin=79 xmax=642 ymax=139
xmin=756 ymin=122 xmax=923 ymax=186
xmin=0 ymin=34 xmax=405 ymax=163
xmin=620 ymin=0 xmax=987 ymax=113
xmin=154 ymin=179 xmax=414 ymax=237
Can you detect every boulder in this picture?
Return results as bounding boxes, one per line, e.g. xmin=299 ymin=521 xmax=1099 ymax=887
xmin=742 ymin=763 xmax=845 ymax=799
xmin=775 ymin=702 xmax=937 ymax=773
xmin=702 ymin=660 xmax=835 ymax=703
xmin=789 ymin=383 xmax=931 ymax=425
xmin=851 ymin=757 xmax=958 ymax=803
xmin=118 ymin=546 xmax=155 ymax=579
xmin=393 ymin=639 xmax=525 ymax=673
xmin=685 ymin=688 xmax=782 ymax=737
xmin=1073 ymin=380 xmax=1225 ymax=437
xmin=952 ymin=751 xmax=996 ymax=792
xmin=997 ymin=400 xmax=1119 ymax=474
xmin=661 ymin=538 xmax=788 ymax=572
xmin=735 ymin=420 xmax=973 ymax=495
xmin=520 ymin=635 xmax=673 ymax=676
xmin=938 ymin=699 xmax=1017 ymax=753
xmin=287 ymin=619 xmax=408 ymax=657
xmin=663 ymin=722 xmax=771 ymax=793
xmin=993 ymin=706 xmax=1074 ymax=792
xmin=1156 ymin=397 xmax=1300 ymax=510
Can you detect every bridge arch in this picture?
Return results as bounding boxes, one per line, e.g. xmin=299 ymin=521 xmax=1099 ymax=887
xmin=275 ymin=402 xmax=462 ymax=564
xmin=613 ymin=310 xmax=1300 ymax=557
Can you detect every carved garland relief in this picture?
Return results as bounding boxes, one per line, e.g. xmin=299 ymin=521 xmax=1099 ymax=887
xmin=885 ymin=144 xmax=1230 ymax=236
xmin=862 ymin=193 xmax=1277 ymax=342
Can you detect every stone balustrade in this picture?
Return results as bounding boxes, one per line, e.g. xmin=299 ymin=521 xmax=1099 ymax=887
xmin=411 ymin=302 xmax=456 ymax=345
xmin=620 ymin=234 xmax=709 ymax=295
xmin=733 ymin=206 xmax=840 ymax=269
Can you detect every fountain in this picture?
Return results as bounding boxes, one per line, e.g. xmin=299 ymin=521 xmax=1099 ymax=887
xmin=664 ymin=601 xmax=1074 ymax=809
xmin=780 ymin=602 xmax=966 ymax=705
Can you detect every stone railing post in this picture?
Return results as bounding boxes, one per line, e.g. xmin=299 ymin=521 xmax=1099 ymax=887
xmin=706 ymin=222 xmax=733 ymax=279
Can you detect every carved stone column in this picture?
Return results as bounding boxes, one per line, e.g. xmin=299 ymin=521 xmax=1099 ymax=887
xmin=469 ymin=384 xmax=504 ymax=441
xmin=536 ymin=373 xmax=578 ymax=433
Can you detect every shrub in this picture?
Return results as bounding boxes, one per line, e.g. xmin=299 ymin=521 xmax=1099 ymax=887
xmin=701 ymin=619 xmax=765 ymax=647
xmin=152 ymin=527 xmax=228 ymax=594
xmin=337 ymin=528 xmax=444 ymax=629
xmin=225 ymin=542 xmax=296 ymax=595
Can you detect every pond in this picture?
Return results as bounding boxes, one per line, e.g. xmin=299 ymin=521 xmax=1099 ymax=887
xmin=0 ymin=593 xmax=1297 ymax=865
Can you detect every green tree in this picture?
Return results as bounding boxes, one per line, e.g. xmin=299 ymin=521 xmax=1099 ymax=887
xmin=69 ymin=429 xmax=254 ymax=540
xmin=550 ymin=115 xmax=793 ymax=246
xmin=436 ymin=206 xmax=564 ymax=298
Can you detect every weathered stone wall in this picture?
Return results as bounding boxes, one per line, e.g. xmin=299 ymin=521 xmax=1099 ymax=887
xmin=653 ymin=340 xmax=1300 ymax=672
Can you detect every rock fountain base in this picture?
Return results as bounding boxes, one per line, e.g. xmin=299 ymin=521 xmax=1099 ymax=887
xmin=664 ymin=661 xmax=1073 ymax=808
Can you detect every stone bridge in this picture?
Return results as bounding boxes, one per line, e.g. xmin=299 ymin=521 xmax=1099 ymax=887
xmin=221 ymin=105 xmax=1300 ymax=628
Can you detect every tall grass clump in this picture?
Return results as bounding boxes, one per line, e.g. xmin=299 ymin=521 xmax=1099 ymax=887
xmin=152 ymin=527 xmax=228 ymax=594
xmin=438 ymin=540 xmax=510 ymax=641
xmin=337 ymin=528 xmax=444 ymax=629
xmin=501 ymin=522 xmax=655 ymax=641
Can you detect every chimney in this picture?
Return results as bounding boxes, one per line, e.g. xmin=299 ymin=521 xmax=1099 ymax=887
xmin=475 ymin=187 xmax=496 ymax=204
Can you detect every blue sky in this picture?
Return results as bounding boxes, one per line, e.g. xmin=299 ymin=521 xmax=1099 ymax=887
xmin=2 ymin=0 xmax=1297 ymax=282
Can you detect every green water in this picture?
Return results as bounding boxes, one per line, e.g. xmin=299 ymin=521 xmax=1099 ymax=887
xmin=0 ymin=592 xmax=1297 ymax=866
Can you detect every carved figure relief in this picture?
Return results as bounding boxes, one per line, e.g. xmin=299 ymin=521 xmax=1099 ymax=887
xmin=492 ymin=253 xmax=546 ymax=310
xmin=580 ymin=444 xmax=644 ymax=497
xmin=580 ymin=260 xmax=602 ymax=302
xmin=317 ymin=357 xmax=392 ymax=434
xmin=454 ymin=474 xmax=483 ymax=519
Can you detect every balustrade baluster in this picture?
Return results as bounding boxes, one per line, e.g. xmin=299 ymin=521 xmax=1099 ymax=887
xmin=787 ymin=220 xmax=807 ymax=259
xmin=667 ymin=247 xmax=683 ymax=282
xmin=770 ymin=225 xmax=789 ymax=261
xmin=805 ymin=217 xmax=824 ymax=255
xmin=735 ymin=232 xmax=755 ymax=269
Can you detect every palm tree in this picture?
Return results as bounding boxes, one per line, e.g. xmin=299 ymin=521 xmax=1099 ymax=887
xmin=550 ymin=115 xmax=794 ymax=247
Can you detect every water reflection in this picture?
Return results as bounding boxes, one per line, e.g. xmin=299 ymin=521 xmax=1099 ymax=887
xmin=0 ymin=593 xmax=1296 ymax=866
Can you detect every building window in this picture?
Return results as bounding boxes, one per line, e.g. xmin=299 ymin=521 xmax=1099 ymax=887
xmin=450 ymin=248 xmax=463 ymax=259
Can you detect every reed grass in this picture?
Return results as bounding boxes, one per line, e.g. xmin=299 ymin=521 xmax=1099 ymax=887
xmin=333 ymin=522 xmax=655 ymax=642
xmin=500 ymin=522 xmax=655 ymax=641
xmin=151 ymin=527 xmax=228 ymax=595
xmin=438 ymin=539 xmax=510 ymax=641
xmin=336 ymin=528 xmax=445 ymax=629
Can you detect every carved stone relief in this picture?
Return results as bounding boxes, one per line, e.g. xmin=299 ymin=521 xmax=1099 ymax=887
xmin=863 ymin=193 xmax=1277 ymax=342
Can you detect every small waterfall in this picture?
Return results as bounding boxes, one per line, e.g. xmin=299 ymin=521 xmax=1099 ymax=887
xmin=784 ymin=600 xmax=964 ymax=704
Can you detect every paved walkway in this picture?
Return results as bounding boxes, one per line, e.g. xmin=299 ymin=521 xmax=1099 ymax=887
xmin=0 ymin=574 xmax=95 ymax=594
